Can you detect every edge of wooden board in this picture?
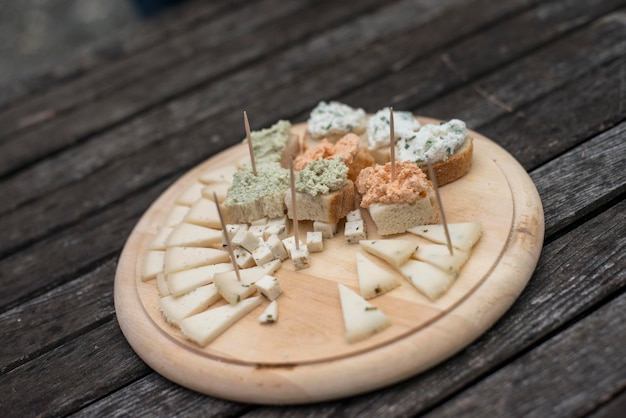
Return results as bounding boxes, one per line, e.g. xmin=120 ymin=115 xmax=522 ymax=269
xmin=114 ymin=120 xmax=544 ymax=404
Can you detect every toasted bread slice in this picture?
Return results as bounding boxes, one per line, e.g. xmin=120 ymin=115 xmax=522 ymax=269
xmin=285 ymin=181 xmax=356 ymax=224
xmin=368 ymin=192 xmax=438 ymax=236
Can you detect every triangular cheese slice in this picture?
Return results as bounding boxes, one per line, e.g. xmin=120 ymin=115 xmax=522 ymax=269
xmin=412 ymin=244 xmax=470 ymax=273
xmin=213 ymin=271 xmax=258 ymax=305
xmin=166 ymin=223 xmax=223 ymax=248
xmin=147 ymin=226 xmax=174 ymax=250
xmin=258 ymin=300 xmax=278 ymax=323
xmin=359 ymin=239 xmax=419 ymax=268
xmin=407 ymin=222 xmax=481 ymax=251
xmin=338 ymin=284 xmax=391 ymax=343
xmin=163 ymin=247 xmax=230 ymax=275
xmin=158 ymin=283 xmax=221 ymax=325
xmin=199 ymin=165 xmax=238 ymax=184
xmin=156 ymin=273 xmax=170 ymax=296
xmin=355 ymin=252 xmax=401 ymax=299
xmin=184 ymin=198 xmax=222 ymax=229
xmin=179 ymin=296 xmax=262 ymax=346
xmin=141 ymin=250 xmax=164 ymax=281
xmin=399 ymin=260 xmax=457 ymax=300
xmin=167 ymin=262 xmax=233 ymax=296
xmin=164 ymin=205 xmax=189 ymax=227
xmin=176 ymin=182 xmax=205 ymax=206
xmin=201 ymin=182 xmax=230 ymax=203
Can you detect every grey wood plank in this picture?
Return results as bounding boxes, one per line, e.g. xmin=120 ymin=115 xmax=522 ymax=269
xmin=0 ymin=0 xmax=246 ymax=113
xmin=0 ymin=175 xmax=173 ymax=311
xmin=532 ymin=121 xmax=626 ymax=236
xmin=0 ymin=0 xmax=439 ymax=177
xmin=1 ymin=0 xmax=617 ymax=219
xmin=0 ymin=259 xmax=116 ymax=372
xmin=1 ymin=320 xmax=150 ymax=418
xmin=588 ymin=388 xmax=626 ymax=418
xmin=423 ymin=293 xmax=626 ymax=418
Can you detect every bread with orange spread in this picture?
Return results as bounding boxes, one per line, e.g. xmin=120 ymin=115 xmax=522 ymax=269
xmin=356 ymin=161 xmax=438 ymax=235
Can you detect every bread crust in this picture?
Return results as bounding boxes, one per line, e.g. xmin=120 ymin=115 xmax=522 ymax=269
xmin=285 ymin=181 xmax=356 ymax=224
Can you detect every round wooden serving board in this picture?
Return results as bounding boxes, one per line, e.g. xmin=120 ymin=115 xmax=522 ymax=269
xmin=115 ymin=118 xmax=544 ymax=404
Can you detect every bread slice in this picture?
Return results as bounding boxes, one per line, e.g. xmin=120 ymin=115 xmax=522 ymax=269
xmin=368 ymin=192 xmax=438 ymax=235
xmin=368 ymin=137 xmax=473 ymax=186
xmin=285 ymin=181 xmax=356 ymax=224
xmin=420 ymin=137 xmax=473 ymax=186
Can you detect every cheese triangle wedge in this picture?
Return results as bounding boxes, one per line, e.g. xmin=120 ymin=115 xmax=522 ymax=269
xmin=159 ymin=283 xmax=221 ymax=325
xmin=338 ymin=284 xmax=391 ymax=343
xmin=184 ymin=198 xmax=222 ymax=229
xmin=163 ymin=247 xmax=230 ymax=275
xmin=359 ymin=239 xmax=419 ymax=268
xmin=355 ymin=252 xmax=401 ymax=299
xmin=399 ymin=260 xmax=457 ymax=300
xmin=258 ymin=300 xmax=278 ymax=323
xmin=167 ymin=262 xmax=233 ymax=296
xmin=166 ymin=223 xmax=223 ymax=248
xmin=412 ymin=244 xmax=469 ymax=273
xmin=179 ymin=296 xmax=262 ymax=346
xmin=407 ymin=222 xmax=481 ymax=251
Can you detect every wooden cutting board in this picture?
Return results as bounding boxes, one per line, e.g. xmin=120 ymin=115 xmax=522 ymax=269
xmin=114 ymin=118 xmax=544 ymax=404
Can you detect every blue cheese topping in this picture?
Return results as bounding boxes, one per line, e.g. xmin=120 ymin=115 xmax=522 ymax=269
xmin=366 ymin=108 xmax=421 ymax=149
xmin=307 ymin=101 xmax=367 ymax=140
xmin=397 ymin=119 xmax=467 ymax=164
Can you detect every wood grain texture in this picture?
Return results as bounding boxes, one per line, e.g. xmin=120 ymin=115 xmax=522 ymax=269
xmin=114 ymin=121 xmax=543 ymax=403
xmin=424 ymin=292 xmax=626 ymax=417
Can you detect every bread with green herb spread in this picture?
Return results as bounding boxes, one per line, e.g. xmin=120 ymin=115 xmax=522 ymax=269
xmin=285 ymin=158 xmax=355 ymax=224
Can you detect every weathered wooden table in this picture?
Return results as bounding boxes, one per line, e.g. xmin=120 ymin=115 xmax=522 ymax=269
xmin=2 ymin=0 xmax=624 ymax=416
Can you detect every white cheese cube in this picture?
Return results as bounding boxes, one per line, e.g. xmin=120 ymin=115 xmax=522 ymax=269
xmin=264 ymin=224 xmax=287 ymax=240
xmin=313 ymin=221 xmax=337 ymax=239
xmin=265 ymin=234 xmax=289 ymax=261
xmin=233 ymin=247 xmax=255 ymax=269
xmin=142 ymin=251 xmax=165 ymax=281
xmin=179 ymin=296 xmax=262 ymax=346
xmin=249 ymin=225 xmax=267 ymax=239
xmin=346 ymin=209 xmax=363 ymax=222
xmin=258 ymin=300 xmax=278 ymax=324
xmin=231 ymin=229 xmax=260 ymax=252
xmin=214 ymin=271 xmax=258 ymax=305
xmin=282 ymin=236 xmax=304 ymax=257
xmin=255 ymin=275 xmax=283 ymax=301
xmin=306 ymin=231 xmax=323 ymax=252
xmin=291 ymin=245 xmax=311 ymax=270
xmin=222 ymin=224 xmax=246 ymax=248
xmin=252 ymin=244 xmax=274 ymax=266
xmin=344 ymin=220 xmax=366 ymax=244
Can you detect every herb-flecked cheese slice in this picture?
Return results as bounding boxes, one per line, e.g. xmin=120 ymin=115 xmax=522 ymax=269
xmin=399 ymin=259 xmax=457 ymax=300
xmin=338 ymin=283 xmax=390 ymax=343
xmin=359 ymin=239 xmax=419 ymax=268
xmin=407 ymin=222 xmax=481 ymax=252
xmin=355 ymin=252 xmax=401 ymax=299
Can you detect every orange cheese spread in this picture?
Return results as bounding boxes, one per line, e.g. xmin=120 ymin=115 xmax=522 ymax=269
xmin=356 ymin=161 xmax=432 ymax=208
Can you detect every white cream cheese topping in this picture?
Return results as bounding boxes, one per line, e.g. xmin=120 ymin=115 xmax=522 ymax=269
xmin=366 ymin=108 xmax=421 ymax=149
xmin=396 ymin=119 xmax=467 ymax=164
xmin=307 ymin=101 xmax=367 ymax=139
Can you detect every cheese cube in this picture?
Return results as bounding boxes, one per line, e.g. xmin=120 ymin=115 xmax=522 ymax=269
xmin=233 ymin=247 xmax=255 ymax=269
xmin=258 ymin=300 xmax=278 ymax=324
xmin=282 ymin=236 xmax=304 ymax=257
xmin=214 ymin=272 xmax=258 ymax=305
xmin=306 ymin=231 xmax=323 ymax=252
xmin=265 ymin=234 xmax=289 ymax=261
xmin=252 ymin=244 xmax=274 ymax=266
xmin=291 ymin=245 xmax=310 ymax=270
xmin=249 ymin=225 xmax=267 ymax=239
xmin=231 ymin=229 xmax=260 ymax=252
xmin=255 ymin=275 xmax=283 ymax=301
xmin=264 ymin=224 xmax=287 ymax=240
xmin=313 ymin=221 xmax=337 ymax=239
xmin=345 ymin=220 xmax=366 ymax=244
xmin=346 ymin=209 xmax=363 ymax=222
xmin=222 ymin=224 xmax=246 ymax=248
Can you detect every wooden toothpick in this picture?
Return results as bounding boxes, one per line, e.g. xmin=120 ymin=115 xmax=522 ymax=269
xmin=244 ymin=110 xmax=257 ymax=176
xmin=213 ymin=192 xmax=242 ymax=281
xmin=427 ymin=163 xmax=453 ymax=255
xmin=289 ymin=158 xmax=300 ymax=250
xmin=389 ymin=106 xmax=396 ymax=181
